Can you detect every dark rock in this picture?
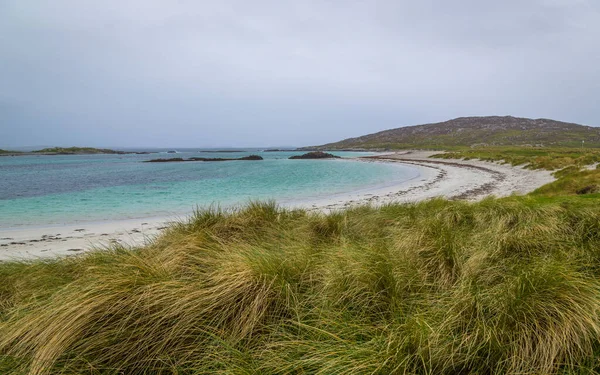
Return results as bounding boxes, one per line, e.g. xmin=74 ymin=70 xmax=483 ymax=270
xmin=576 ymin=185 xmax=599 ymax=195
xmin=145 ymin=155 xmax=263 ymax=163
xmin=239 ymin=155 xmax=263 ymax=161
xmin=188 ymin=155 xmax=263 ymax=161
xmin=199 ymin=150 xmax=246 ymax=153
xmin=145 ymin=158 xmax=185 ymax=163
xmin=289 ymin=152 xmax=341 ymax=160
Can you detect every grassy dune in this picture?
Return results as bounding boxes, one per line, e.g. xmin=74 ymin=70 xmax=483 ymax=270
xmin=434 ymin=147 xmax=600 ymax=197
xmin=2 ymin=196 xmax=600 ymax=374
xmin=433 ymin=147 xmax=600 ymax=170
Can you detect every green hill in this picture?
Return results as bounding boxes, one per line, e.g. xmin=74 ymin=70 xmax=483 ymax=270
xmin=306 ymin=116 xmax=600 ymax=150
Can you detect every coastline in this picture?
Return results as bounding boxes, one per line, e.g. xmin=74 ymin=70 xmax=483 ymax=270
xmin=0 ymin=151 xmax=555 ymax=261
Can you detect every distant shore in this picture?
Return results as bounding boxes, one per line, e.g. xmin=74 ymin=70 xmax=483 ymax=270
xmin=0 ymin=151 xmax=554 ymax=260
xmin=0 ymin=148 xmax=157 ymax=156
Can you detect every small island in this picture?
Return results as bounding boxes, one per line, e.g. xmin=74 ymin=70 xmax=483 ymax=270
xmin=33 ymin=147 xmax=128 ymax=155
xmin=289 ymin=151 xmax=340 ymax=159
xmin=0 ymin=147 xmax=161 ymax=156
xmin=144 ymin=155 xmax=264 ymax=163
xmin=0 ymin=149 xmax=22 ymax=155
xmin=199 ymin=150 xmax=247 ymax=153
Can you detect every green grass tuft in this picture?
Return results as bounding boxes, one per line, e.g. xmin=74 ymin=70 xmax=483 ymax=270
xmin=3 ymin=196 xmax=600 ymax=374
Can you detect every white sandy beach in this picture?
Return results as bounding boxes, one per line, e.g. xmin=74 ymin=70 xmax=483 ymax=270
xmin=0 ymin=151 xmax=555 ymax=261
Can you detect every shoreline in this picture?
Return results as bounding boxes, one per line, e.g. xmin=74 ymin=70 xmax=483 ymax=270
xmin=0 ymin=151 xmax=555 ymax=261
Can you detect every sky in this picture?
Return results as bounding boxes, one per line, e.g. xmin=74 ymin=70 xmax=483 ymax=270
xmin=1 ymin=0 xmax=599 ymax=148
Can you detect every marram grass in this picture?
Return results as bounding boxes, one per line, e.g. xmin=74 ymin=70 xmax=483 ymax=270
xmin=3 ymin=198 xmax=600 ymax=374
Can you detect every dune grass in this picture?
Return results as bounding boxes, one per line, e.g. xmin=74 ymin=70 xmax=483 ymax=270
xmin=532 ymin=169 xmax=600 ymax=197
xmin=3 ymin=196 xmax=600 ymax=374
xmin=432 ymin=147 xmax=600 ymax=170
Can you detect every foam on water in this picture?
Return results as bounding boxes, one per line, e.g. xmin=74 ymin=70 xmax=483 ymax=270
xmin=0 ymin=150 xmax=418 ymax=227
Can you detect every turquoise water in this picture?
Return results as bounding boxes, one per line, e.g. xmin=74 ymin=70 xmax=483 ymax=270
xmin=0 ymin=150 xmax=419 ymax=228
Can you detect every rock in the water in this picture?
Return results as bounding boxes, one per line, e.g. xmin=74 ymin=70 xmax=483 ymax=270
xmin=144 ymin=155 xmax=263 ymax=163
xmin=145 ymin=158 xmax=185 ymax=162
xmin=239 ymin=155 xmax=264 ymax=160
xmin=289 ymin=152 xmax=340 ymax=160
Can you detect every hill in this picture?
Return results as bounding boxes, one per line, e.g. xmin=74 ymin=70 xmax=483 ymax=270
xmin=305 ymin=116 xmax=600 ymax=150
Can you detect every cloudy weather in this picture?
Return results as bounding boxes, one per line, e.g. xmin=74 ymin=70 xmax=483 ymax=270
xmin=5 ymin=3 xmax=600 ymax=373
xmin=1 ymin=0 xmax=598 ymax=147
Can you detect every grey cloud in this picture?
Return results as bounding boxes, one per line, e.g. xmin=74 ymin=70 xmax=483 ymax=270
xmin=1 ymin=0 xmax=599 ymax=147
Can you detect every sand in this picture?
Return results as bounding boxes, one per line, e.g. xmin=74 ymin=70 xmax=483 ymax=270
xmin=0 ymin=151 xmax=555 ymax=261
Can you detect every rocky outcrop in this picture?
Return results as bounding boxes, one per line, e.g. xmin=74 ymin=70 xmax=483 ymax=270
xmin=188 ymin=155 xmax=264 ymax=161
xmin=289 ymin=152 xmax=340 ymax=160
xmin=145 ymin=158 xmax=185 ymax=162
xmin=144 ymin=155 xmax=264 ymax=163
xmin=199 ymin=150 xmax=246 ymax=153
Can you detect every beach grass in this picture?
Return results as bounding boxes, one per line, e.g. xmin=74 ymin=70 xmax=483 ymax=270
xmin=3 ymin=194 xmax=600 ymax=374
xmin=433 ymin=146 xmax=600 ymax=198
xmin=432 ymin=146 xmax=600 ymax=170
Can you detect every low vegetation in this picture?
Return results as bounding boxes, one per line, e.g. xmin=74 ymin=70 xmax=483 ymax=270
xmin=433 ymin=146 xmax=600 ymax=170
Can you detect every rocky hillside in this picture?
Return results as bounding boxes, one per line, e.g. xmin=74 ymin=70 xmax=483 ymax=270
xmin=305 ymin=116 xmax=600 ymax=150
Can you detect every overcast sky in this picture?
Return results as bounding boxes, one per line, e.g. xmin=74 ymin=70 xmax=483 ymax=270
xmin=1 ymin=0 xmax=599 ymax=148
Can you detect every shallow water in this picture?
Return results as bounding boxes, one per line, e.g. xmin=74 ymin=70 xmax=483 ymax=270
xmin=0 ymin=150 xmax=419 ymax=227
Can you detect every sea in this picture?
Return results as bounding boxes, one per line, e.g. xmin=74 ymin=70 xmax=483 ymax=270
xmin=0 ymin=149 xmax=420 ymax=228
